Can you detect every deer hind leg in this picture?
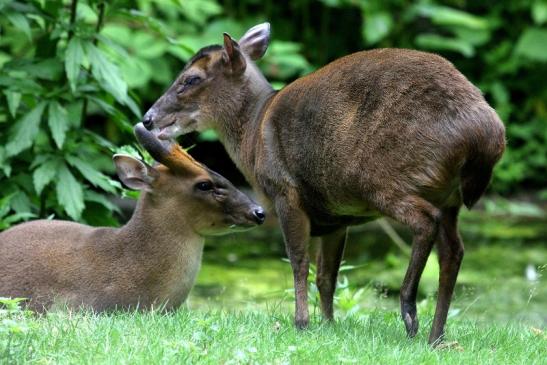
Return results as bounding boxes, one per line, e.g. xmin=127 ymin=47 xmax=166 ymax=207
xmin=382 ymin=196 xmax=441 ymax=338
xmin=429 ymin=206 xmax=463 ymax=346
xmin=316 ymin=227 xmax=348 ymax=321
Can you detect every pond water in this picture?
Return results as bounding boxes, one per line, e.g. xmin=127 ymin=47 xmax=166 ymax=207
xmin=189 ymin=207 xmax=547 ymax=326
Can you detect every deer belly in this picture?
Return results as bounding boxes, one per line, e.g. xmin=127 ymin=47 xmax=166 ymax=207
xmin=299 ymin=188 xmax=379 ymax=236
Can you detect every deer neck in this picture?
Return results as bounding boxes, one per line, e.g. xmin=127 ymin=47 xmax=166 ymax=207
xmin=98 ymin=193 xmax=204 ymax=303
xmin=216 ymin=64 xmax=276 ymax=180
xmin=117 ymin=193 xmax=204 ymax=256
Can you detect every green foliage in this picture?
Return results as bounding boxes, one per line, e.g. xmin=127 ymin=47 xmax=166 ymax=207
xmin=0 ymin=296 xmax=33 ymax=359
xmin=282 ymin=260 xmax=394 ymax=317
xmin=0 ymin=0 xmax=133 ymax=224
xmin=0 ymin=0 xmax=316 ymax=226
xmin=0 ymin=0 xmax=545 ymax=228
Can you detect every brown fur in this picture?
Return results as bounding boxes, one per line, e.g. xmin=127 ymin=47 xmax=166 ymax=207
xmin=142 ymin=23 xmax=505 ymax=344
xmin=0 ymin=127 xmax=263 ymax=312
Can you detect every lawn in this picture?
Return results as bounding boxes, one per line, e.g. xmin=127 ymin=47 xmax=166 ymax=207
xmin=1 ymin=206 xmax=546 ymax=364
xmin=2 ymin=308 xmax=546 ymax=364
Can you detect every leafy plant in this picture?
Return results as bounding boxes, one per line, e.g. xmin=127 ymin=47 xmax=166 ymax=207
xmin=0 ymin=0 xmax=316 ymax=227
xmin=1 ymin=0 xmax=545 ymax=230
xmin=283 ymin=259 xmax=369 ymax=317
xmin=0 ymin=297 xmax=32 ymax=360
xmin=0 ymin=0 xmax=135 ymax=225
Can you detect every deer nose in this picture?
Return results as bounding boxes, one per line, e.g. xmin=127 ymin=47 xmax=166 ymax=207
xmin=142 ymin=113 xmax=154 ymax=130
xmin=252 ymin=208 xmax=266 ymax=225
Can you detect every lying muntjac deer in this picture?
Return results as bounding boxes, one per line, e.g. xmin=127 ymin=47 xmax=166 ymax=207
xmin=141 ymin=23 xmax=506 ymax=344
xmin=0 ymin=124 xmax=265 ymax=312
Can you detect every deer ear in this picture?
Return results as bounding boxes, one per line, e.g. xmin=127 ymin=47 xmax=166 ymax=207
xmin=113 ymin=154 xmax=158 ymax=191
xmin=239 ymin=22 xmax=270 ymax=60
xmin=222 ymin=33 xmax=246 ymax=74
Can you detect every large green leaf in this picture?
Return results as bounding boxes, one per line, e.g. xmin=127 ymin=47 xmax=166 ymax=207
xmin=0 ymin=75 xmax=43 ymax=94
xmin=3 ymin=90 xmax=21 ymax=118
xmin=118 ymin=56 xmax=152 ymax=89
xmin=451 ymin=27 xmax=491 ymax=47
xmin=33 ymin=157 xmax=62 ymax=194
xmin=5 ymin=102 xmax=47 ymax=157
xmin=0 ymin=193 xmax=15 ymax=219
xmin=6 ymin=12 xmax=31 ymax=40
xmin=362 ymin=11 xmax=393 ymax=45
xmin=532 ymin=0 xmax=547 ymax=25
xmin=56 ymin=164 xmax=84 ymax=220
xmin=514 ymin=28 xmax=547 ymax=62
xmin=132 ymin=32 xmax=167 ymax=59
xmin=65 ymin=37 xmax=85 ymax=91
xmin=198 ymin=129 xmax=219 ymax=142
xmin=19 ymin=59 xmax=63 ymax=81
xmin=66 ymin=155 xmax=117 ymax=193
xmin=2 ymin=212 xmax=36 ymax=227
xmin=416 ymin=4 xmax=489 ymax=30
xmin=10 ymin=189 xmax=32 ymax=215
xmin=265 ymin=41 xmax=310 ymax=79
xmin=124 ymin=93 xmax=141 ymax=117
xmin=102 ymin=26 xmax=166 ymax=60
xmin=84 ymin=190 xmax=120 ymax=213
xmin=319 ymin=0 xmax=345 ymax=6
xmin=66 ymin=101 xmax=84 ymax=128
xmin=178 ymin=0 xmax=222 ymax=25
xmin=47 ymin=101 xmax=70 ymax=149
xmin=84 ymin=42 xmax=128 ymax=105
xmin=0 ymin=146 xmax=11 ymax=177
xmin=415 ymin=34 xmax=474 ymax=57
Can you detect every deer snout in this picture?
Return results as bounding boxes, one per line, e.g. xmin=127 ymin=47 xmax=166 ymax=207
xmin=251 ymin=207 xmax=266 ymax=225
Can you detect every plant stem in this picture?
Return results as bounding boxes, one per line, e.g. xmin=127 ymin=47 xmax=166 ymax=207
xmin=94 ymin=1 xmax=106 ymax=44
xmin=68 ymin=0 xmax=78 ymax=40
xmin=81 ymin=0 xmax=107 ymax=124
xmin=377 ymin=218 xmax=411 ymax=256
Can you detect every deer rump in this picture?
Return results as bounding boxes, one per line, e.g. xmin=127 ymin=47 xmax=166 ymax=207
xmin=260 ymin=49 xmax=505 ymax=235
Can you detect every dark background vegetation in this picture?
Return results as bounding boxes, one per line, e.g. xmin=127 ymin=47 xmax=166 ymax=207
xmin=0 ymin=0 xmax=546 ymax=328
xmin=1 ymin=0 xmax=546 ymax=227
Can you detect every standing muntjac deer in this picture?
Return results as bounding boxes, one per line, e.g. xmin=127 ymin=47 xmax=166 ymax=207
xmin=0 ymin=124 xmax=265 ymax=312
xmin=141 ymin=23 xmax=506 ymax=344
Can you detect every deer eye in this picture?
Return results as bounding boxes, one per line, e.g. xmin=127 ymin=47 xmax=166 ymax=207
xmin=184 ymin=76 xmax=202 ymax=86
xmin=195 ymin=181 xmax=213 ymax=191
xmin=177 ymin=76 xmax=202 ymax=94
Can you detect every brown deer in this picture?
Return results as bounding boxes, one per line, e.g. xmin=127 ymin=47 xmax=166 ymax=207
xmin=0 ymin=124 xmax=265 ymax=312
xmin=141 ymin=23 xmax=506 ymax=344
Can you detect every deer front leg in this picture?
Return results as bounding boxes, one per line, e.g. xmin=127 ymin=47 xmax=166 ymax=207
xmin=275 ymin=194 xmax=311 ymax=329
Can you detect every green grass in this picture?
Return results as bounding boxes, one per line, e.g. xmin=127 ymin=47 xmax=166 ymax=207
xmin=2 ymin=308 xmax=546 ymax=364
xmin=2 ymin=209 xmax=545 ymax=364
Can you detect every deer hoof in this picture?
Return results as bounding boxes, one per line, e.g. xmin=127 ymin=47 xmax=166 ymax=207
xmin=402 ymin=304 xmax=419 ymax=337
xmin=294 ymin=318 xmax=309 ymax=330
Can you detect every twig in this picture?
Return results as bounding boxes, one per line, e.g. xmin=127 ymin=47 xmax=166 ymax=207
xmin=67 ymin=0 xmax=78 ymax=40
xmin=81 ymin=1 xmax=107 ymax=123
xmin=460 ymin=295 xmax=481 ymax=317
xmin=94 ymin=1 xmax=106 ymax=45
xmin=377 ymin=218 xmax=411 ymax=256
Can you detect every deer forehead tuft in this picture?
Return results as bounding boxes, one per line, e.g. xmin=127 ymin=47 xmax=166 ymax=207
xmin=184 ymin=45 xmax=223 ymax=71
xmin=162 ymin=146 xmax=207 ymax=176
